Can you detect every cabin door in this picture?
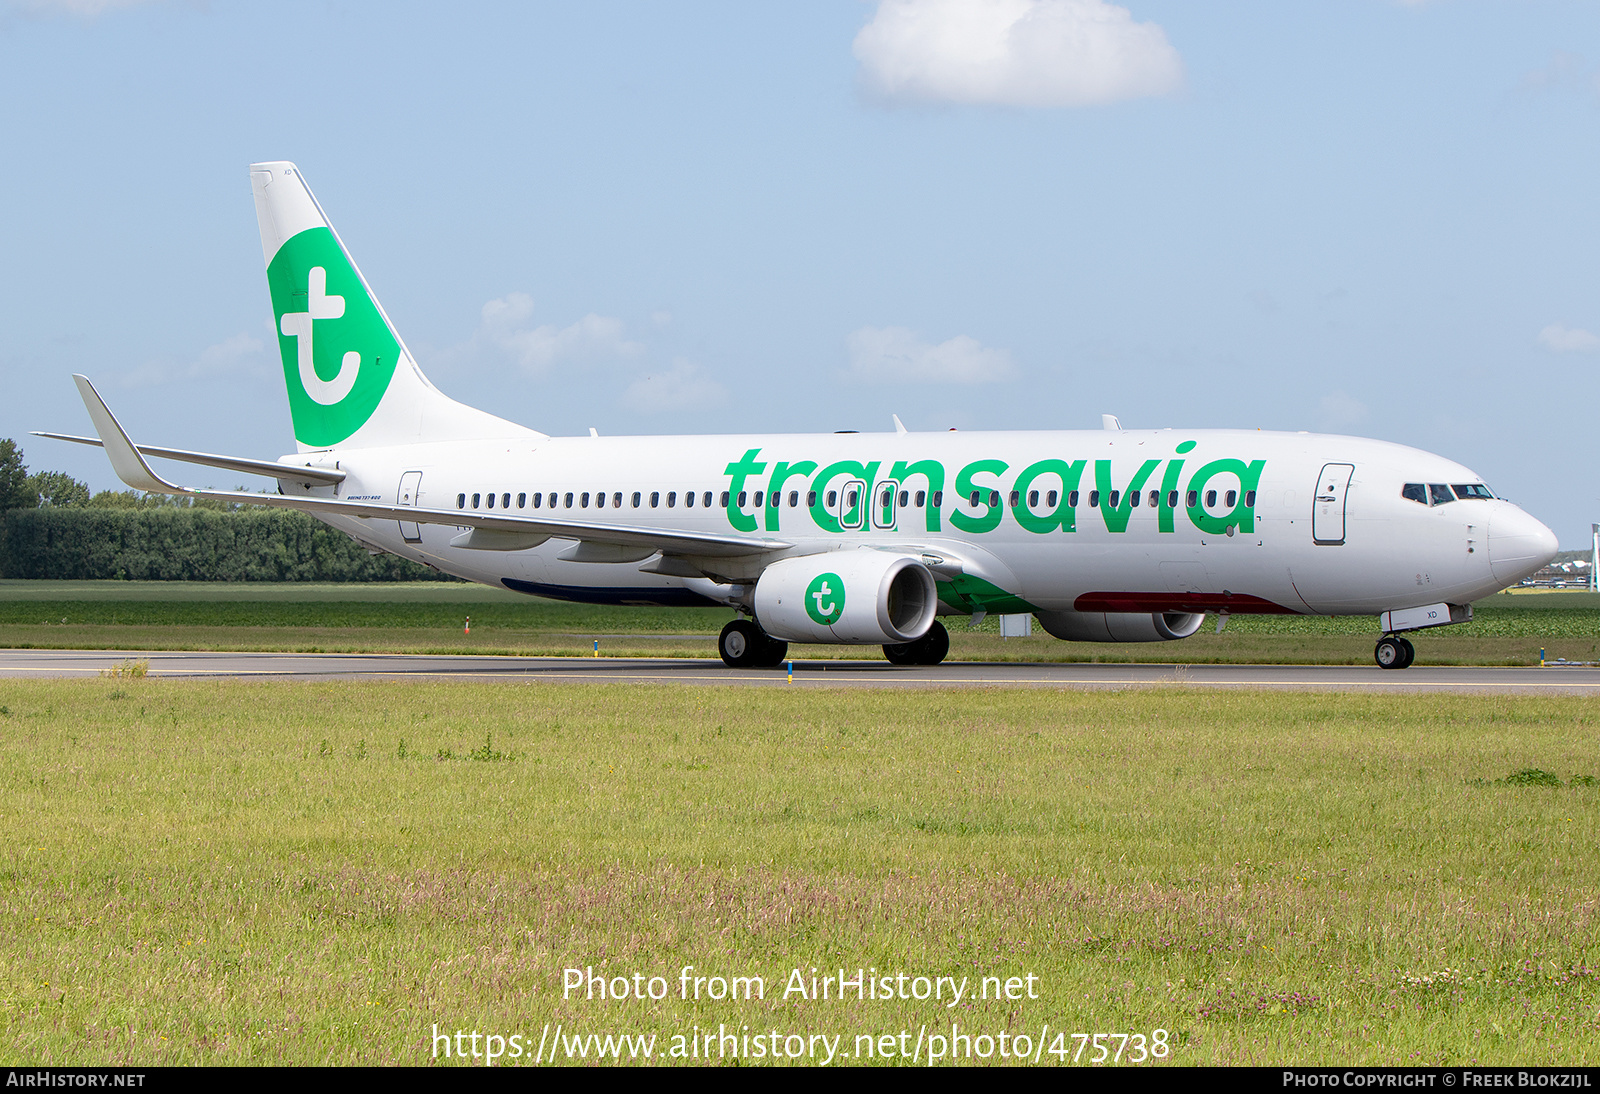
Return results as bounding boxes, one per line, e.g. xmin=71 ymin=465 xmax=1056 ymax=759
xmin=1312 ymin=463 xmax=1354 ymax=546
xmin=397 ymin=471 xmax=423 ymax=543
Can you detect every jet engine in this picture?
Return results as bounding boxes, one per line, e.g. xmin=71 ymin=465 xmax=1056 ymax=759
xmin=755 ymin=551 xmax=938 ymax=644
xmin=1035 ymin=610 xmax=1206 ymax=643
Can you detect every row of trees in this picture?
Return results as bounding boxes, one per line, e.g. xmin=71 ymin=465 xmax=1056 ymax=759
xmin=0 ymin=439 xmax=445 ymax=581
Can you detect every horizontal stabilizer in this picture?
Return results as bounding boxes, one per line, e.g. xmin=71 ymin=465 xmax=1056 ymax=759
xmin=31 ymin=431 xmax=346 ymax=486
xmin=70 ymin=374 xmax=789 ymax=560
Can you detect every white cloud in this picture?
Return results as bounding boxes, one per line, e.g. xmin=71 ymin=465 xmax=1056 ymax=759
xmin=121 ymin=332 xmax=269 ymax=388
xmin=1317 ymin=391 xmax=1369 ymax=430
xmin=845 ymin=326 xmax=1015 ymax=384
xmin=1539 ymin=323 xmax=1600 ymax=353
xmin=853 ymin=0 xmax=1183 ymax=108
xmin=4 ymin=0 xmax=163 ymax=16
xmin=1519 ymin=51 xmax=1600 ymax=97
xmin=623 ymin=359 xmax=727 ymax=414
xmin=475 ymin=293 xmax=643 ymax=373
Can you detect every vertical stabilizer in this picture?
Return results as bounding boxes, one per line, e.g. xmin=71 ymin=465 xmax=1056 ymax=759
xmin=249 ymin=162 xmax=539 ymax=451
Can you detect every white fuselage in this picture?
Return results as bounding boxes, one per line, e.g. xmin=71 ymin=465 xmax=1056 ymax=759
xmin=291 ymin=426 xmax=1555 ymax=623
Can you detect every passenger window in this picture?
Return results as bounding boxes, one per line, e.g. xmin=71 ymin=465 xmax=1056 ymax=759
xmin=632 ymin=492 xmax=641 ymax=507
xmin=533 ymin=493 xmax=542 ymax=508
xmin=1028 ymin=490 xmax=1039 ymax=507
xmin=1128 ymin=491 xmax=1139 ymax=508
xmin=898 ymin=489 xmax=908 ymax=507
xmin=1205 ymin=490 xmax=1217 ymax=507
xmin=685 ymin=491 xmax=694 ymax=508
xmin=1167 ymin=491 xmax=1178 ymax=508
xmin=1148 ymin=490 xmax=1158 ymax=508
xmin=1068 ymin=490 xmax=1079 ymax=507
xmin=1245 ymin=490 xmax=1256 ymax=507
xmin=792 ymin=490 xmax=801 ymax=508
xmin=596 ymin=492 xmax=605 ymax=508
xmin=502 ymin=493 xmax=510 ymax=509
xmin=932 ymin=490 xmax=942 ymax=507
xmin=1429 ymin=483 xmax=1455 ymax=505
xmin=969 ymin=491 xmax=981 ymax=507
xmin=828 ymin=490 xmax=838 ymax=507
xmin=720 ymin=491 xmax=730 ymax=507
xmin=668 ymin=492 xmax=677 ymax=507
xmin=916 ymin=490 xmax=926 ymax=507
xmin=472 ymin=493 xmax=481 ymax=508
xmin=457 ymin=493 xmax=465 ymax=509
xmin=614 ymin=492 xmax=623 ymax=508
xmin=1186 ymin=490 xmax=1197 ymax=508
xmin=651 ymin=491 xmax=659 ymax=508
xmin=549 ymin=493 xmax=558 ymax=509
xmin=738 ymin=491 xmax=747 ymax=507
xmin=808 ymin=490 xmax=818 ymax=507
xmin=581 ymin=492 xmax=590 ymax=508
xmin=1225 ymin=490 xmax=1237 ymax=507
xmin=517 ymin=492 xmax=526 ymax=508
xmin=1088 ymin=491 xmax=1099 ymax=508
xmin=988 ymin=490 xmax=1000 ymax=507
xmin=754 ymin=492 xmax=764 ymax=507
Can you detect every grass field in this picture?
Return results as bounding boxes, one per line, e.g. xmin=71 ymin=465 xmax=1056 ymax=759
xmin=1 ymin=581 xmax=1597 ymax=665
xmin=1 ymin=679 xmax=1597 ymax=1066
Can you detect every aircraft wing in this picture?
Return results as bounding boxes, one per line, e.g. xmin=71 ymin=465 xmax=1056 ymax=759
xmin=65 ymin=375 xmax=791 ymax=560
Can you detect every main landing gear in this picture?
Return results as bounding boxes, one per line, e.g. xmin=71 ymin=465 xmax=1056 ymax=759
xmin=1374 ymin=634 xmax=1415 ymax=670
xmin=883 ymin=620 xmax=950 ymax=666
xmin=719 ymin=619 xmax=788 ymax=669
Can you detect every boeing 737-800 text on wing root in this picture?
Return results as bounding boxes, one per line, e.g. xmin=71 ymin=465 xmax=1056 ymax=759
xmin=39 ymin=163 xmax=1560 ymax=669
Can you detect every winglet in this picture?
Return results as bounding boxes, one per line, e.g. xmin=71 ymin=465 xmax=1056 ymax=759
xmin=892 ymin=414 xmax=908 ymax=435
xmin=1101 ymin=414 xmax=1123 ymax=431
xmin=72 ymin=375 xmax=187 ymax=495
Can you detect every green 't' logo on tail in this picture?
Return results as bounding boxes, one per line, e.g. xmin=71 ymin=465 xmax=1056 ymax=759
xmin=267 ymin=227 xmax=400 ymax=447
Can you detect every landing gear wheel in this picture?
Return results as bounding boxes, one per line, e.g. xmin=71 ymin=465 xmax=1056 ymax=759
xmin=1375 ymin=635 xmax=1412 ymax=670
xmin=883 ymin=621 xmax=950 ymax=666
xmin=719 ymin=620 xmax=788 ymax=668
xmin=719 ymin=620 xmax=761 ymax=668
xmin=756 ymin=634 xmax=789 ymax=668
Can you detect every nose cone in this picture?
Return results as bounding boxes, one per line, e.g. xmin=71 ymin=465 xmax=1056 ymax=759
xmin=1489 ymin=506 xmax=1560 ymax=587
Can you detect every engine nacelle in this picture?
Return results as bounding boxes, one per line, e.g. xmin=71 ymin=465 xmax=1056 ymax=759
xmin=755 ymin=551 xmax=938 ymax=644
xmin=1035 ymin=610 xmax=1206 ymax=643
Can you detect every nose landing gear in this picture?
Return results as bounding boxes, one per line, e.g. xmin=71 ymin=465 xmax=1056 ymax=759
xmin=1374 ymin=634 xmax=1415 ymax=670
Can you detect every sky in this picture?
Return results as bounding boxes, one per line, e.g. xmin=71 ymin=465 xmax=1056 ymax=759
xmin=3 ymin=0 xmax=1599 ymax=545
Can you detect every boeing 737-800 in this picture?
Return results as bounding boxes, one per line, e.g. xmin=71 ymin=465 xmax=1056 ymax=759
xmin=40 ymin=162 xmax=1560 ymax=669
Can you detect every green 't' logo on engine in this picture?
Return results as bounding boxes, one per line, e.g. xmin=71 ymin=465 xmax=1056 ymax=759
xmin=267 ymin=227 xmax=401 ymax=447
xmin=805 ymin=573 xmax=845 ymax=626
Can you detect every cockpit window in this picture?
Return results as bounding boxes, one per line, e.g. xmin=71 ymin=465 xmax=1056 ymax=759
xmin=1451 ymin=483 xmax=1494 ymax=500
xmin=1428 ymin=484 xmax=1455 ymax=506
xmin=1401 ymin=483 xmax=1428 ymax=505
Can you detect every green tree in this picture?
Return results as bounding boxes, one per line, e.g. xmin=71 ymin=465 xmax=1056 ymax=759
xmin=0 ymin=440 xmax=36 ymax=511
xmin=29 ymin=470 xmax=90 ymax=508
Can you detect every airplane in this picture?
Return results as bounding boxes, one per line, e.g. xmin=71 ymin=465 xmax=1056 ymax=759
xmin=39 ymin=162 xmax=1560 ymax=670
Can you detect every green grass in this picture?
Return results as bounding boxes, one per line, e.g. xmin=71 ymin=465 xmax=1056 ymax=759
xmin=1 ymin=679 xmax=1597 ymax=1065
xmin=0 ymin=582 xmax=1595 ymax=664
